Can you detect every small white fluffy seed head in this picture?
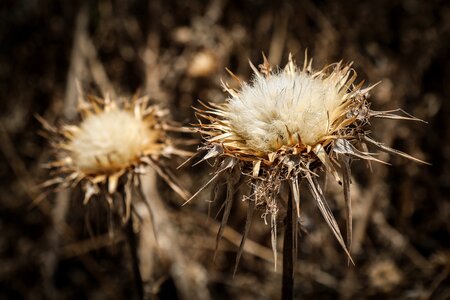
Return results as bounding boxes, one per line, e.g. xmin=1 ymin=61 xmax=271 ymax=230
xmin=40 ymin=93 xmax=194 ymax=212
xmin=40 ymin=94 xmax=192 ymax=219
xmin=69 ymin=109 xmax=159 ymax=174
xmin=228 ymin=72 xmax=343 ymax=151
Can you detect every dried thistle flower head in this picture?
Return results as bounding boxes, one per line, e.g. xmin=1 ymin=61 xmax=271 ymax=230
xmin=228 ymin=67 xmax=345 ymax=150
xmin=192 ymin=53 xmax=427 ymax=269
xmin=40 ymin=93 xmax=190 ymax=221
xmin=70 ymin=109 xmax=160 ymax=174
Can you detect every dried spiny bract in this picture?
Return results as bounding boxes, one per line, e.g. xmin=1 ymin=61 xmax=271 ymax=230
xmin=193 ymin=54 xmax=426 ymax=268
xmin=40 ymin=94 xmax=190 ymax=221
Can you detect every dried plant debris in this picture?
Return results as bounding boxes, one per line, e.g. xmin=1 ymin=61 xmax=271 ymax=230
xmin=192 ymin=53 xmax=427 ymax=270
xmin=39 ymin=92 xmax=191 ymax=222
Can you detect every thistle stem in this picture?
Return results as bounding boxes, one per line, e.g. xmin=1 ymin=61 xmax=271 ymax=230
xmin=282 ymin=190 xmax=295 ymax=300
xmin=125 ymin=212 xmax=144 ymax=300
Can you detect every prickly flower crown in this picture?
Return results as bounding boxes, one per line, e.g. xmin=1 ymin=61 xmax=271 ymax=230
xmin=192 ymin=54 xmax=426 ymax=268
xmin=40 ymin=93 xmax=190 ymax=221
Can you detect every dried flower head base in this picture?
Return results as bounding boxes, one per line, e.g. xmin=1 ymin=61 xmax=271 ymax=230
xmin=192 ymin=54 xmax=427 ymax=272
xmin=39 ymin=93 xmax=191 ymax=223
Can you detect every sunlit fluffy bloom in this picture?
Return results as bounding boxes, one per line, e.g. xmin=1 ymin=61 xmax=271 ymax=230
xmin=70 ymin=109 xmax=160 ymax=174
xmin=228 ymin=70 xmax=344 ymax=150
xmin=40 ymin=94 xmax=190 ymax=220
xmin=193 ymin=54 xmax=426 ymax=268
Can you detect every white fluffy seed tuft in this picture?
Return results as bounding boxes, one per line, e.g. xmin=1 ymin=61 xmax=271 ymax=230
xmin=227 ymin=72 xmax=343 ymax=151
xmin=69 ymin=109 xmax=159 ymax=174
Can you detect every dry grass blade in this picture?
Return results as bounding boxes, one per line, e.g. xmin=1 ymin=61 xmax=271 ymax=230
xmin=306 ymin=174 xmax=354 ymax=264
xmin=314 ymin=144 xmax=341 ymax=183
xmin=214 ymin=170 xmax=238 ymax=261
xmin=192 ymin=145 xmax=223 ymax=167
xmin=333 ymin=138 xmax=389 ymax=165
xmin=233 ymin=198 xmax=255 ymax=276
xmin=185 ymin=172 xmax=221 ymax=205
xmin=177 ymin=150 xmax=204 ymax=169
xmin=290 ymin=177 xmax=301 ymax=219
xmin=362 ymin=136 xmax=430 ymax=165
xmin=369 ymin=108 xmax=428 ymax=123
xmin=271 ymin=212 xmax=278 ymax=271
xmin=142 ymin=157 xmax=191 ymax=202
xmin=184 ymin=157 xmax=235 ymax=205
xmin=338 ymin=155 xmax=352 ymax=258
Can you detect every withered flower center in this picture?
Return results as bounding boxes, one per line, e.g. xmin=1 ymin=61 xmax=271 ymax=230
xmin=69 ymin=109 xmax=159 ymax=174
xmin=227 ymin=72 xmax=343 ymax=152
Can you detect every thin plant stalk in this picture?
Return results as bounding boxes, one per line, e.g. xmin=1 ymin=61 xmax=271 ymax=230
xmin=124 ymin=210 xmax=144 ymax=300
xmin=282 ymin=187 xmax=297 ymax=300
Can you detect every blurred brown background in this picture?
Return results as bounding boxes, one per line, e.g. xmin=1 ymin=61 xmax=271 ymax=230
xmin=0 ymin=0 xmax=449 ymax=299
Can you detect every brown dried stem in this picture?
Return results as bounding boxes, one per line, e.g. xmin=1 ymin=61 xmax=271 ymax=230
xmin=125 ymin=211 xmax=144 ymax=299
xmin=282 ymin=188 xmax=296 ymax=300
xmin=138 ymin=168 xmax=210 ymax=300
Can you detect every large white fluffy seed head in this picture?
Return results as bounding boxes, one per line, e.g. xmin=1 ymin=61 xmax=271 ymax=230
xmin=69 ymin=109 xmax=159 ymax=174
xmin=227 ymin=72 xmax=343 ymax=152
